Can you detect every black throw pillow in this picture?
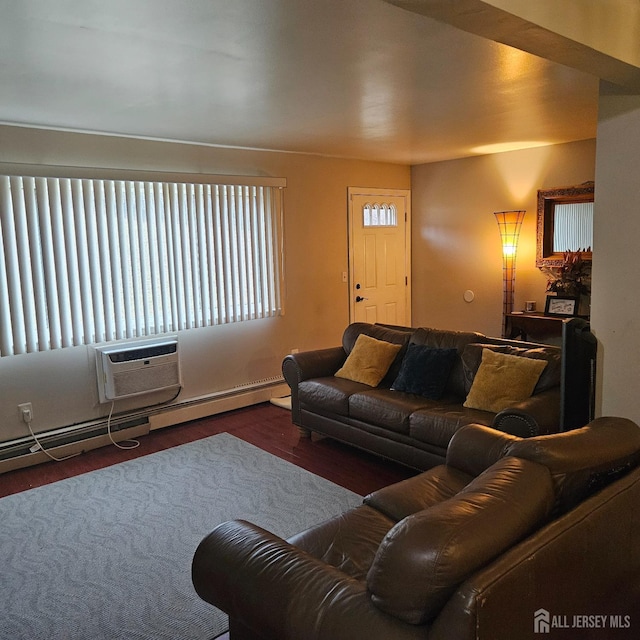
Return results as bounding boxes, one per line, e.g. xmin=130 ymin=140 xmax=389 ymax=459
xmin=391 ymin=344 xmax=457 ymax=399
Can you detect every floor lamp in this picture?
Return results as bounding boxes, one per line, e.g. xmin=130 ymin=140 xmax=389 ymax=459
xmin=494 ymin=210 xmax=525 ymax=337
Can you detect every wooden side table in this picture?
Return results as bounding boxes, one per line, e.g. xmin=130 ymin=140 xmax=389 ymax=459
xmin=505 ymin=312 xmax=566 ymax=345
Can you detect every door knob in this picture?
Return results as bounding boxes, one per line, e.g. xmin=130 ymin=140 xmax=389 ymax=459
xmin=355 ymin=296 xmax=368 ymax=302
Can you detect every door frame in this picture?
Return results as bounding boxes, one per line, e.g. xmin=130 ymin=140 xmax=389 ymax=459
xmin=347 ymin=187 xmax=412 ymax=325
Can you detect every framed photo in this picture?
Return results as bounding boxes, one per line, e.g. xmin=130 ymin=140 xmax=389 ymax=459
xmin=544 ymin=295 xmax=578 ymax=317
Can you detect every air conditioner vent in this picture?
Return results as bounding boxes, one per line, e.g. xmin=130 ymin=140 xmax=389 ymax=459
xmin=95 ymin=337 xmax=181 ymax=403
xmin=106 ymin=342 xmax=177 ymax=363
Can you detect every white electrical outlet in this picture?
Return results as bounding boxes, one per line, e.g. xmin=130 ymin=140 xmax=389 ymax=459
xmin=18 ymin=402 xmax=33 ymax=424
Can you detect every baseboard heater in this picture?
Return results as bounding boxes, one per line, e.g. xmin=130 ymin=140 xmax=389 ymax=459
xmin=0 ymin=416 xmax=149 ymax=468
xmin=0 ymin=375 xmax=288 ymax=474
xmin=148 ymin=376 xmax=288 ymax=430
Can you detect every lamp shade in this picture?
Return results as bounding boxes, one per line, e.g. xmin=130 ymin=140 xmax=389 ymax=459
xmin=494 ymin=210 xmax=525 ymax=256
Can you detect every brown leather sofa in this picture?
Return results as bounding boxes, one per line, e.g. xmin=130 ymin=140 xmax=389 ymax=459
xmin=282 ymin=320 xmax=596 ymax=470
xmin=192 ymin=417 xmax=640 ymax=640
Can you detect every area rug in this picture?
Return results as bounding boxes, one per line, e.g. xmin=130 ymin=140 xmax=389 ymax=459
xmin=0 ymin=433 xmax=361 ymax=640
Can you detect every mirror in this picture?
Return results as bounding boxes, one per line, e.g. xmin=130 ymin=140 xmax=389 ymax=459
xmin=536 ymin=182 xmax=594 ymax=267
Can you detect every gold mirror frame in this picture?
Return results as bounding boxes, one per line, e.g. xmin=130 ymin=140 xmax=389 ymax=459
xmin=536 ymin=182 xmax=594 ymax=268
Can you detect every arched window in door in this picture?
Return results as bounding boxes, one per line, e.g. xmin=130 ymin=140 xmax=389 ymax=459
xmin=362 ymin=202 xmax=398 ymax=227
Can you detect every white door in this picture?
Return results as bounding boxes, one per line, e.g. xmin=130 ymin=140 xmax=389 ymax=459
xmin=348 ymin=188 xmax=411 ymax=326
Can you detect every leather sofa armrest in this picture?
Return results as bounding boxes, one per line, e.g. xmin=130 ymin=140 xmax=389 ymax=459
xmin=492 ymin=388 xmax=561 ymax=437
xmin=192 ymin=519 xmax=426 ymax=640
xmin=282 ymin=347 xmax=346 ymax=386
xmin=283 ymin=347 xmax=346 ymax=423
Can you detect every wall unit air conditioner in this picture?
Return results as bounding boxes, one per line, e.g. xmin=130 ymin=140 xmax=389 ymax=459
xmin=95 ymin=336 xmax=181 ymax=403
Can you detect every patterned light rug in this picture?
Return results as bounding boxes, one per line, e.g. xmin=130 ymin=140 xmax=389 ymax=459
xmin=0 ymin=433 xmax=361 ymax=640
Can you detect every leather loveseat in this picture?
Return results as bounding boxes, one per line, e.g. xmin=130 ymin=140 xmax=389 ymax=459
xmin=282 ymin=320 xmax=596 ymax=470
xmin=192 ymin=417 xmax=640 ymax=640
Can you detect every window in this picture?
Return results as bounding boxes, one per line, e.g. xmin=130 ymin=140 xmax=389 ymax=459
xmin=362 ymin=202 xmax=398 ymax=227
xmin=0 ymin=174 xmax=285 ymax=356
xmin=552 ymin=202 xmax=593 ymax=253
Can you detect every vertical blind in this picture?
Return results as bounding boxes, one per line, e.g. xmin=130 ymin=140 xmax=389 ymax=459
xmin=553 ymin=202 xmax=593 ymax=253
xmin=0 ymin=175 xmax=284 ymax=356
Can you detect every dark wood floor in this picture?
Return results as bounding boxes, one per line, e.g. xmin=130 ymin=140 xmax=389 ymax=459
xmin=0 ymin=402 xmax=416 ymax=499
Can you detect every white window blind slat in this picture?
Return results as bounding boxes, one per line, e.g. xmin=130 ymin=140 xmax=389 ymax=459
xmin=249 ymin=187 xmax=259 ymax=319
xmin=212 ymin=186 xmax=226 ymax=322
xmin=187 ymin=185 xmax=203 ymax=329
xmin=133 ymin=182 xmax=150 ymax=335
xmin=71 ymin=180 xmax=96 ymax=346
xmin=0 ymin=181 xmax=12 ymax=355
xmin=204 ymin=186 xmax=218 ymax=327
xmin=231 ymin=187 xmax=242 ymax=322
xmin=225 ymin=187 xmax=237 ymax=323
xmin=93 ymin=180 xmax=116 ymax=342
xmin=169 ymin=184 xmax=185 ymax=331
xmin=1 ymin=178 xmax=27 ymax=353
xmin=35 ymin=179 xmax=60 ymax=350
xmin=104 ymin=182 xmax=122 ymax=342
xmin=24 ymin=178 xmax=49 ymax=351
xmin=82 ymin=180 xmax=106 ymax=345
xmin=144 ymin=183 xmax=161 ymax=334
xmin=52 ymin=180 xmax=67 ymax=345
xmin=154 ymin=184 xmax=174 ymax=333
xmin=49 ymin=179 xmax=75 ymax=348
xmin=266 ymin=188 xmax=278 ymax=315
xmin=236 ymin=187 xmax=248 ymax=321
xmin=220 ymin=186 xmax=233 ymax=325
xmin=11 ymin=178 xmax=36 ymax=353
xmin=249 ymin=188 xmax=261 ymax=319
xmin=257 ymin=188 xmax=270 ymax=316
xmin=62 ymin=178 xmax=84 ymax=347
xmin=194 ymin=186 xmax=206 ymax=327
xmin=266 ymin=188 xmax=282 ymax=315
xmin=163 ymin=185 xmax=180 ymax=331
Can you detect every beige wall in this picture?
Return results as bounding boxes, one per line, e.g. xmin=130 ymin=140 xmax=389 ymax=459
xmin=410 ymin=139 xmax=596 ymax=337
xmin=0 ymin=125 xmax=410 ymax=441
xmin=592 ymin=87 xmax=640 ymax=424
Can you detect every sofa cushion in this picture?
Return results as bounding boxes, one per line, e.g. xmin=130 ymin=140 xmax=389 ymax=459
xmin=299 ymin=377 xmax=367 ymax=417
xmin=409 ymin=328 xmax=484 ymax=398
xmin=462 ymin=342 xmax=561 ymax=395
xmin=349 ymin=389 xmax=433 ymax=434
xmin=342 ymin=322 xmax=414 ymax=385
xmin=463 ymin=349 xmax=547 ymax=413
xmin=364 ymin=465 xmax=474 ymax=522
xmin=287 ymin=504 xmax=395 ymax=581
xmin=390 ymin=344 xmax=457 ymax=399
xmin=409 ymin=404 xmax=494 ymax=449
xmin=335 ymin=334 xmax=402 ymax=387
xmin=366 ymin=457 xmax=555 ymax=625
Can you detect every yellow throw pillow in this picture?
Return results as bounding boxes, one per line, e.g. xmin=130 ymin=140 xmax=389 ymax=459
xmin=463 ymin=348 xmax=547 ymax=413
xmin=335 ymin=334 xmax=402 ymax=387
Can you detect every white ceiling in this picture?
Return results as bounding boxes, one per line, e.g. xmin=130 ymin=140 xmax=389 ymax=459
xmin=0 ymin=0 xmax=601 ymax=165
